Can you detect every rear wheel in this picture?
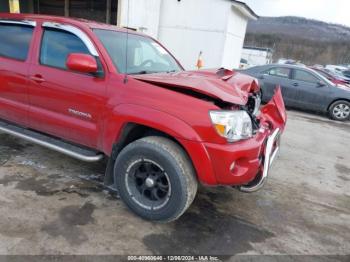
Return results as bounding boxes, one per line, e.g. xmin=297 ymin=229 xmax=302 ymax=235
xmin=329 ymin=100 xmax=350 ymax=121
xmin=114 ymin=136 xmax=197 ymax=222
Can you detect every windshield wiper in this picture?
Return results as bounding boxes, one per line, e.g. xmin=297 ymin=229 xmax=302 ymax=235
xmin=128 ymin=71 xmax=151 ymax=75
xmin=129 ymin=70 xmax=177 ymax=75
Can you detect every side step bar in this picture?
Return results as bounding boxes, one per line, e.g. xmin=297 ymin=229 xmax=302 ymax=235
xmin=0 ymin=120 xmax=104 ymax=162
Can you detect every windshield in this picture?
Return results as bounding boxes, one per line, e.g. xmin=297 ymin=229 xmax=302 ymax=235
xmin=310 ymin=69 xmax=336 ymax=86
xmin=94 ymin=29 xmax=182 ymax=75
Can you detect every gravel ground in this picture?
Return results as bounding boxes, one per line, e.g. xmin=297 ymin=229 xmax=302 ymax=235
xmin=0 ymin=110 xmax=349 ymax=259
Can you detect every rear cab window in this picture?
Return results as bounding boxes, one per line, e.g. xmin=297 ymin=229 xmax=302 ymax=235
xmin=0 ymin=22 xmax=34 ymax=61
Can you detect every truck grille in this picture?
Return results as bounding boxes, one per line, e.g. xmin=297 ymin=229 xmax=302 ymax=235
xmin=247 ymin=94 xmax=261 ymax=116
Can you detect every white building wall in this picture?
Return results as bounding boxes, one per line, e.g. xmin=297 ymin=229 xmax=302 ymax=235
xmin=241 ymin=49 xmax=270 ymax=66
xmin=222 ymin=6 xmax=249 ymax=69
xmin=158 ymin=0 xmax=231 ymax=70
xmin=118 ymin=0 xmax=253 ymax=71
xmin=118 ymin=0 xmax=162 ymax=38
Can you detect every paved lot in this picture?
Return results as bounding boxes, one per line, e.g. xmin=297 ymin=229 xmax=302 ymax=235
xmin=0 ymin=110 xmax=349 ymax=257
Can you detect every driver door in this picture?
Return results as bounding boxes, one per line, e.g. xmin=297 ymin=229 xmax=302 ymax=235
xmin=27 ymin=22 xmax=108 ymax=149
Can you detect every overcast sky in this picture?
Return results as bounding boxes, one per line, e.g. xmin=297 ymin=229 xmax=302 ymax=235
xmin=243 ymin=0 xmax=350 ymax=27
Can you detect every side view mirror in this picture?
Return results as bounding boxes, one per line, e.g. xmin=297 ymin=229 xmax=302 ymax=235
xmin=317 ymin=80 xmax=326 ymax=87
xmin=66 ymin=53 xmax=98 ymax=74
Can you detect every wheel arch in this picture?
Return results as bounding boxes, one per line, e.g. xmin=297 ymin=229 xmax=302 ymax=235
xmin=327 ymin=98 xmax=350 ymax=111
xmin=111 ymin=122 xmax=187 ymax=158
xmin=102 ymin=104 xmax=202 ymax=155
xmin=104 ymin=121 xmax=207 ymax=187
xmin=102 ymin=104 xmax=214 ymax=187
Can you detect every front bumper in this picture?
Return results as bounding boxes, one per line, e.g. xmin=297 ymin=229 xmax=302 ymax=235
xmin=239 ymin=128 xmax=281 ymax=192
xmin=202 ymin=87 xmax=287 ymax=191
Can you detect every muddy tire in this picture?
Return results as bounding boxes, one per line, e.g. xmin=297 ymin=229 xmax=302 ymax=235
xmin=329 ymin=100 xmax=350 ymax=121
xmin=114 ymin=136 xmax=197 ymax=222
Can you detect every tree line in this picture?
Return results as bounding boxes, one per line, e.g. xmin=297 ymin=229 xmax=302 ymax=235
xmin=244 ymin=33 xmax=350 ymax=66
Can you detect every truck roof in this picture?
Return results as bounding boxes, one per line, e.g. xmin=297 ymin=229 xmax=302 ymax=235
xmin=0 ymin=12 xmax=145 ymax=36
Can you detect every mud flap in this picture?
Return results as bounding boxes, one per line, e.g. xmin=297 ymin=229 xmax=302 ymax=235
xmin=103 ymin=143 xmax=120 ymax=190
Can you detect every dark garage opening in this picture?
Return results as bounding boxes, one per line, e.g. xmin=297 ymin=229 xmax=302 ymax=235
xmin=0 ymin=1 xmax=10 ymax=12
xmin=69 ymin=0 xmax=118 ymax=25
xmin=33 ymin=0 xmax=64 ymax=16
xmin=18 ymin=0 xmax=118 ymax=25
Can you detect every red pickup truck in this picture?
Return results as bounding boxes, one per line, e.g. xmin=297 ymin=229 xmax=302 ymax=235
xmin=0 ymin=13 xmax=286 ymax=222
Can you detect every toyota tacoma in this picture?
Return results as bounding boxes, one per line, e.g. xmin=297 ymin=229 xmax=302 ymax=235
xmin=0 ymin=13 xmax=286 ymax=222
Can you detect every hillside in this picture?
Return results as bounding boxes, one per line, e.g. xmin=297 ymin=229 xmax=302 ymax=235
xmin=247 ymin=16 xmax=350 ymax=42
xmin=244 ymin=16 xmax=350 ymax=65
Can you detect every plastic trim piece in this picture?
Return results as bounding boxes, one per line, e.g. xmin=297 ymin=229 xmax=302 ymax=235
xmin=239 ymin=128 xmax=281 ymax=193
xmin=0 ymin=19 xmax=36 ymax=27
xmin=42 ymin=21 xmax=99 ymax=56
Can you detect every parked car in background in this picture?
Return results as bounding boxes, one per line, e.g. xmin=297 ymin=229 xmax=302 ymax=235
xmin=313 ymin=64 xmax=324 ymax=69
xmin=242 ymin=64 xmax=350 ymax=121
xmin=325 ymin=65 xmax=348 ymax=73
xmin=0 ymin=13 xmax=287 ymax=222
xmin=277 ymin=58 xmax=305 ymax=67
xmin=341 ymin=70 xmax=350 ymax=78
xmin=277 ymin=58 xmax=292 ymax=64
xmin=311 ymin=67 xmax=349 ymax=86
xmin=326 ymin=69 xmax=350 ymax=84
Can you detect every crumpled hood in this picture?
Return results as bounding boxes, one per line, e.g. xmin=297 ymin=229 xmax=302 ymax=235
xmin=132 ymin=69 xmax=259 ymax=105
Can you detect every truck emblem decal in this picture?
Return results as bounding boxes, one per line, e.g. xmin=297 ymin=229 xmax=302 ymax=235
xmin=68 ymin=108 xmax=92 ymax=119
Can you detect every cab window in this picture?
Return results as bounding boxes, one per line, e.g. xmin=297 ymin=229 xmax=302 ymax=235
xmin=264 ymin=67 xmax=291 ymax=78
xmin=40 ymin=28 xmax=90 ymax=69
xmin=293 ymin=70 xmax=318 ymax=83
xmin=0 ymin=24 xmax=34 ymax=61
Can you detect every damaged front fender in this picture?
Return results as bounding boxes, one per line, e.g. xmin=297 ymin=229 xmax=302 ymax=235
xmin=260 ymin=86 xmax=287 ymax=131
xmin=238 ymin=86 xmax=286 ymax=193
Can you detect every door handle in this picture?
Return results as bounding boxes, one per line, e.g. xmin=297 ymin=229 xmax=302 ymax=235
xmin=293 ymin=82 xmax=299 ymax=86
xmin=30 ymin=75 xmax=45 ymax=84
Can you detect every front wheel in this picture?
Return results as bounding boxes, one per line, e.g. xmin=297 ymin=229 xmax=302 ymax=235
xmin=329 ymin=100 xmax=350 ymax=121
xmin=114 ymin=136 xmax=197 ymax=222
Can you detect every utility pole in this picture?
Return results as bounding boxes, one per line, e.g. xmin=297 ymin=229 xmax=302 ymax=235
xmin=9 ymin=0 xmax=20 ymax=13
xmin=64 ymin=0 xmax=69 ymax=17
xmin=106 ymin=0 xmax=112 ymax=24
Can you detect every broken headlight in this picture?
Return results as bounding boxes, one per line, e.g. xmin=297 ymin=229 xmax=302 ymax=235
xmin=209 ymin=110 xmax=253 ymax=142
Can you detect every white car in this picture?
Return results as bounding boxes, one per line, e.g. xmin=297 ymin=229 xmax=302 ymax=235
xmin=325 ymin=65 xmax=348 ymax=73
